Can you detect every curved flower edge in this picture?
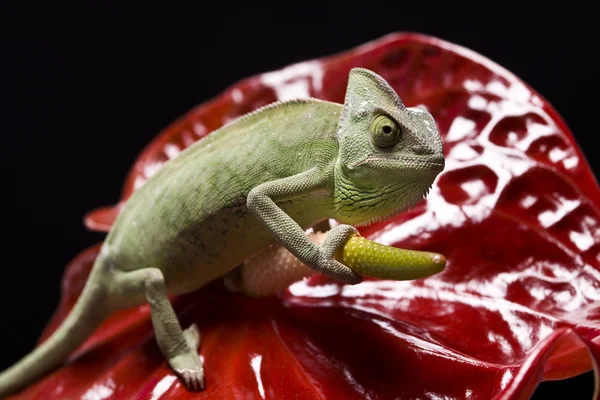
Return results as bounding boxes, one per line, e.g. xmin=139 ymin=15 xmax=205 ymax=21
xmin=83 ymin=33 xmax=599 ymax=231
xmin=8 ymin=32 xmax=598 ymax=399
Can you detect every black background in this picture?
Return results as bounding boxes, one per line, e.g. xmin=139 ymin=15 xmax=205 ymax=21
xmin=2 ymin=3 xmax=598 ymax=398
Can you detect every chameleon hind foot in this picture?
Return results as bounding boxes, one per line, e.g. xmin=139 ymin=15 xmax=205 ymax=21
xmin=169 ymin=353 xmax=204 ymax=391
xmin=169 ymin=324 xmax=204 ymax=391
xmin=111 ymin=268 xmax=205 ymax=391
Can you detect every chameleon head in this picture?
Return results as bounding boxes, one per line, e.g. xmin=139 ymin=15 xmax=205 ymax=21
xmin=333 ymin=68 xmax=445 ymax=226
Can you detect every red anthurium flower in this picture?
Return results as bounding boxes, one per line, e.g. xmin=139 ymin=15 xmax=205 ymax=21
xmin=9 ymin=33 xmax=599 ymax=400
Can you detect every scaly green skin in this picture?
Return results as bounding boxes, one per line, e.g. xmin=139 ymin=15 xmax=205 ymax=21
xmin=0 ymin=68 xmax=445 ymax=396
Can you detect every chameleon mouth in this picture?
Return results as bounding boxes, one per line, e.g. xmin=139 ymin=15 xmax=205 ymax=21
xmin=349 ymin=157 xmax=445 ymax=172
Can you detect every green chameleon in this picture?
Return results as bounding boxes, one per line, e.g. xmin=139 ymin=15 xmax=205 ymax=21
xmin=0 ymin=68 xmax=445 ymax=396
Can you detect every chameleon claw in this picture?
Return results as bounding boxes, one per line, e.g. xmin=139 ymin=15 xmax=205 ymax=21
xmin=177 ymin=367 xmax=204 ymax=392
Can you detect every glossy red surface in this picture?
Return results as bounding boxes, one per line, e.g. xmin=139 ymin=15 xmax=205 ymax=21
xmin=11 ymin=33 xmax=599 ymax=399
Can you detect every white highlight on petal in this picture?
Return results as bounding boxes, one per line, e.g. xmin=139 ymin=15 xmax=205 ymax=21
xmin=251 ymin=354 xmax=266 ymax=399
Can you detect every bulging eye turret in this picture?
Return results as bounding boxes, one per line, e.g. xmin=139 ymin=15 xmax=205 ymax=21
xmin=370 ymin=114 xmax=402 ymax=149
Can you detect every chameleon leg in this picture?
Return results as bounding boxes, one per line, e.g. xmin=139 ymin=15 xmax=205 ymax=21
xmin=247 ymin=168 xmax=362 ymax=284
xmin=112 ymin=268 xmax=204 ymax=391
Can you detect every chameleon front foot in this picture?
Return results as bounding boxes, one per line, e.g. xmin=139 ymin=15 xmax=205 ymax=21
xmin=169 ymin=324 xmax=204 ymax=391
xmin=318 ymin=224 xmax=362 ymax=285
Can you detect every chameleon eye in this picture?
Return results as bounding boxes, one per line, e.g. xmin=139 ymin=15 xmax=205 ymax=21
xmin=370 ymin=115 xmax=401 ymax=149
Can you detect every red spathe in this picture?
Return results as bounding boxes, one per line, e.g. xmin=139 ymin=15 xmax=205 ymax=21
xmin=11 ymin=33 xmax=599 ymax=400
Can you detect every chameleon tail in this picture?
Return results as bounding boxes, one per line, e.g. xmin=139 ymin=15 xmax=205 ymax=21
xmin=0 ymin=262 xmax=108 ymax=398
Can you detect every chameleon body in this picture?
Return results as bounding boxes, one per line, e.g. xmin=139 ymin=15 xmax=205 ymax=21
xmin=0 ymin=68 xmax=444 ymax=396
